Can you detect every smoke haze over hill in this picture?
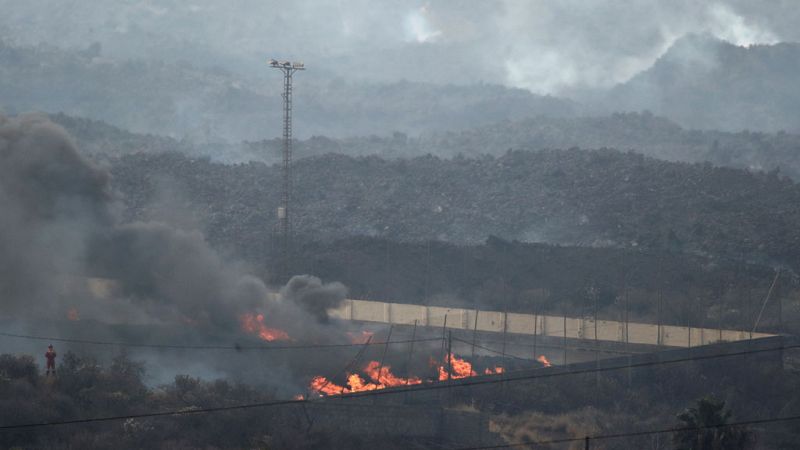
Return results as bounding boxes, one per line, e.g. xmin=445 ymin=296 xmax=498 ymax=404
xmin=4 ymin=3 xmax=800 ymax=448
xmin=605 ymin=34 xmax=800 ymax=132
xmin=2 ymin=1 xmax=800 ymax=140
xmin=1 ymin=1 xmax=796 ymax=94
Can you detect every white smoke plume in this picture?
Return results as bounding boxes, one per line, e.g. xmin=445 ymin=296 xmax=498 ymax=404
xmin=0 ymin=0 xmax=794 ymax=94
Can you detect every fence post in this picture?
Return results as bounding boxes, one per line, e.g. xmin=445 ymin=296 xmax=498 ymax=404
xmin=563 ymin=314 xmax=567 ymax=365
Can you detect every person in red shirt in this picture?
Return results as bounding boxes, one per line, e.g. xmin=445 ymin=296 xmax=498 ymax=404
xmin=45 ymin=345 xmax=57 ymax=376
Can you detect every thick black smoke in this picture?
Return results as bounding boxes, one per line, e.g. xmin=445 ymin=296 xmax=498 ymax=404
xmin=88 ymin=223 xmax=268 ymax=330
xmin=0 ymin=113 xmax=110 ymax=316
xmin=279 ymin=275 xmax=348 ymax=324
xmin=0 ymin=113 xmax=345 ymax=337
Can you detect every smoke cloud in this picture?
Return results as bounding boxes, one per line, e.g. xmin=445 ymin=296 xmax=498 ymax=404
xmin=0 ymin=113 xmax=345 ymax=339
xmin=279 ymin=275 xmax=348 ymax=324
xmin=0 ymin=113 xmax=110 ymax=316
xmin=0 ymin=0 xmax=796 ymax=94
xmin=89 ymin=223 xmax=269 ymax=330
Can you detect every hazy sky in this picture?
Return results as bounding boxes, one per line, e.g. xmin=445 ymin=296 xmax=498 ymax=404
xmin=1 ymin=0 xmax=797 ymax=94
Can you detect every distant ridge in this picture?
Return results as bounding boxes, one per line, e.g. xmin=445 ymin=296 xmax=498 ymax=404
xmin=0 ymin=41 xmax=577 ymax=142
xmin=606 ymin=33 xmax=800 ymax=132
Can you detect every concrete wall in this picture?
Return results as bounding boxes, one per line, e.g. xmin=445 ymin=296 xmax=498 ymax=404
xmin=78 ymin=277 xmax=773 ymax=348
xmin=330 ymin=299 xmax=774 ymax=348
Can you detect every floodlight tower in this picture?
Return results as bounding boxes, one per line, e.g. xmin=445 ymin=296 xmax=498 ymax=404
xmin=269 ymin=58 xmax=305 ymax=280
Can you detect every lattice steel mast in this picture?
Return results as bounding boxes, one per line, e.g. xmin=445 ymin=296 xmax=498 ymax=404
xmin=269 ymin=59 xmax=305 ymax=279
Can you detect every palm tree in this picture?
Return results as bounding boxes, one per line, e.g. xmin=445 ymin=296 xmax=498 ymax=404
xmin=673 ymin=396 xmax=753 ymax=450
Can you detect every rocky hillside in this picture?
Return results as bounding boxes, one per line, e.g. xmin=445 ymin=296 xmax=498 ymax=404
xmin=47 ymin=110 xmax=800 ymax=181
xmin=606 ymin=34 xmax=800 ymax=133
xmin=109 ymin=149 xmax=800 ymax=271
xmin=0 ymin=40 xmax=576 ymax=142
xmin=418 ymin=112 xmax=800 ymax=178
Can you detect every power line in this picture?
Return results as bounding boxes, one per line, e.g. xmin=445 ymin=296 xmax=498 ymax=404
xmin=454 ymin=414 xmax=800 ymax=449
xmin=336 ymin=340 xmax=797 ymax=400
xmin=450 ymin=336 xmax=642 ymax=361
xmin=1 ymin=340 xmax=795 ymax=431
xmin=453 ymin=336 xmax=644 ymax=356
xmin=0 ymin=331 xmax=439 ymax=351
xmin=451 ymin=337 xmax=533 ymax=361
xmin=0 ymin=397 xmax=306 ymax=431
xmin=0 ymin=309 xmax=464 ymax=352
xmin=312 ymin=335 xmax=374 ymax=397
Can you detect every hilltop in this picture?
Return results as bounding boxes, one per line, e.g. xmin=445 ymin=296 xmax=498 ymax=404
xmin=0 ymin=40 xmax=576 ymax=142
xmin=606 ymin=34 xmax=800 ymax=132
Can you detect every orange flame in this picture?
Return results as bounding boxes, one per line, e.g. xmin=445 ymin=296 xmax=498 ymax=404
xmin=347 ymin=373 xmax=379 ymax=391
xmin=364 ymin=361 xmax=422 ymax=387
xmin=438 ymin=353 xmax=478 ymax=380
xmin=484 ymin=366 xmax=505 ymax=375
xmin=537 ymin=355 xmax=552 ymax=367
xmin=239 ymin=313 xmax=290 ymax=341
xmin=309 ymin=376 xmax=345 ymax=396
xmin=309 ymin=361 xmax=423 ymax=396
xmin=67 ymin=307 xmax=80 ymax=321
xmin=308 ymin=354 xmax=508 ymax=397
xmin=346 ymin=330 xmax=374 ymax=344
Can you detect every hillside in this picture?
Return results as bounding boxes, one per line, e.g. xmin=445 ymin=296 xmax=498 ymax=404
xmin=0 ymin=40 xmax=576 ymax=142
xmin=606 ymin=34 xmax=800 ymax=133
xmin=47 ymin=113 xmax=194 ymax=157
xmin=47 ymin=110 xmax=800 ymax=181
xmin=110 ymin=149 xmax=800 ymax=272
xmin=419 ymin=112 xmax=800 ymax=178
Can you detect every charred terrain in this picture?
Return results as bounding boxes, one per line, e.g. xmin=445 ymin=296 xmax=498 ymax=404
xmin=3 ymin=2 xmax=800 ymax=449
xmin=2 ymin=112 xmax=800 ymax=449
xmin=110 ymin=149 xmax=800 ymax=270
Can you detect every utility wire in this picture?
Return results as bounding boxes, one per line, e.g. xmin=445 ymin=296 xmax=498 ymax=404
xmin=0 ymin=341 xmax=795 ymax=431
xmin=454 ymin=413 xmax=800 ymax=449
xmin=450 ymin=337 xmax=533 ymax=361
xmin=0 ymin=331 xmax=439 ymax=351
xmin=449 ymin=336 xmax=636 ymax=361
xmin=313 ymin=335 xmax=374 ymax=396
xmin=338 ymin=340 xmax=798 ymax=400
xmin=455 ymin=336 xmax=645 ymax=356
xmin=0 ymin=397 xmax=306 ymax=430
xmin=0 ymin=309 xmax=461 ymax=351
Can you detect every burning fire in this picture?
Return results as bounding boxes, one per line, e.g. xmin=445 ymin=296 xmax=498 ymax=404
xmin=346 ymin=373 xmax=377 ymax=392
xmin=310 ymin=375 xmax=345 ymax=396
xmin=308 ymin=353 xmax=512 ymax=397
xmin=437 ymin=353 xmax=478 ymax=380
xmin=67 ymin=307 xmax=80 ymax=321
xmin=346 ymin=330 xmax=374 ymax=344
xmin=364 ymin=361 xmax=422 ymax=386
xmin=239 ymin=313 xmax=290 ymax=341
xmin=309 ymin=361 xmax=423 ymax=396
xmin=537 ymin=355 xmax=552 ymax=367
xmin=484 ymin=366 xmax=505 ymax=375
xmin=309 ymin=353 xmax=507 ymax=396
